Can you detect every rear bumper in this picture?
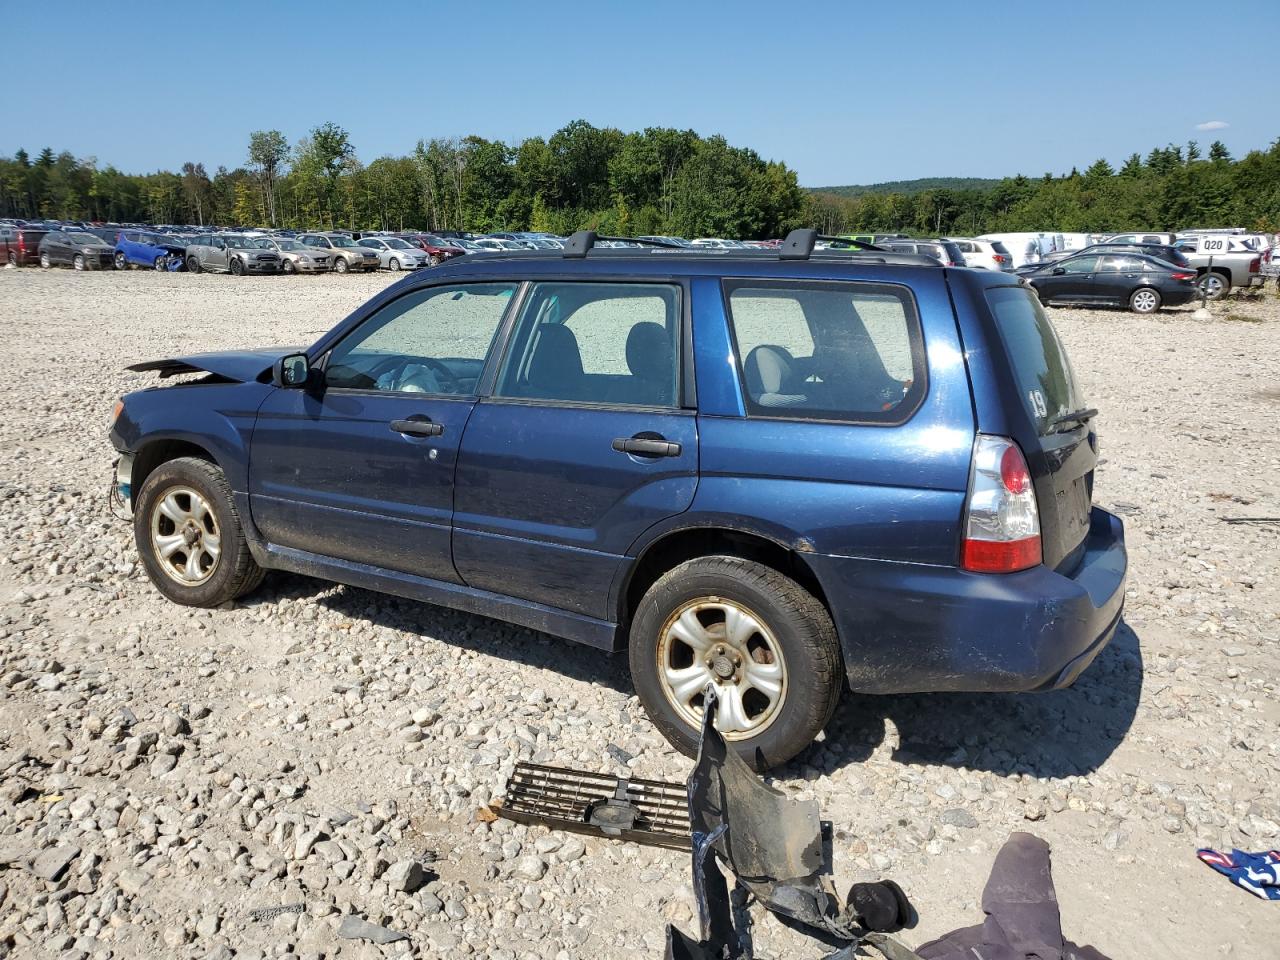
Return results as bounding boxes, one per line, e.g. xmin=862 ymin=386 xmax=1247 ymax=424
xmin=807 ymin=507 xmax=1127 ymax=694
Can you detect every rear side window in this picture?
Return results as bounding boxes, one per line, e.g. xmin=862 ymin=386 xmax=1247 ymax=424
xmin=495 ymin=282 xmax=681 ymax=408
xmin=725 ymin=280 xmax=926 ymax=424
xmin=985 ymin=286 xmax=1084 ymax=432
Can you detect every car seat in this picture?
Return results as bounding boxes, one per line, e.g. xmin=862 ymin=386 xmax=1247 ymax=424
xmin=624 ymin=321 xmax=674 ymax=405
xmin=524 ymin=323 xmax=585 ymax=400
xmin=743 ymin=344 xmax=806 ymax=408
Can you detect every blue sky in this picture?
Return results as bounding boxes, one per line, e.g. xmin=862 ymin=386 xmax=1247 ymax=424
xmin=3 ymin=2 xmax=1276 ymax=186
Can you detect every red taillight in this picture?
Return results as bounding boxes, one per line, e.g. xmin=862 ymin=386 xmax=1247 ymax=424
xmin=17 ymin=237 xmax=25 ymax=252
xmin=961 ymin=537 xmax=1043 ymax=573
xmin=961 ymin=435 xmax=1042 ymax=574
xmin=1248 ymin=257 xmax=1260 ymax=273
xmin=999 ymin=445 xmax=1031 ymax=493
xmin=992 ymin=254 xmax=1007 ymax=263
xmin=1170 ymin=272 xmax=1196 ymax=281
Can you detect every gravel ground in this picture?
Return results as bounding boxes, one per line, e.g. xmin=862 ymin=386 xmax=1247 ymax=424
xmin=0 ymin=267 xmax=1277 ymax=960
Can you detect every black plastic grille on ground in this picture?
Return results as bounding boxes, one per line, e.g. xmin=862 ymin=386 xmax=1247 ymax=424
xmin=497 ymin=761 xmax=692 ymax=850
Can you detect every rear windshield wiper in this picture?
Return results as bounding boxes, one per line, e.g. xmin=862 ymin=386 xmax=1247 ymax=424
xmin=1047 ymin=407 xmax=1098 ymax=432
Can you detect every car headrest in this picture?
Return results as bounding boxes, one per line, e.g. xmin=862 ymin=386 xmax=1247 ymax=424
xmin=625 ymin=322 xmax=672 ymax=382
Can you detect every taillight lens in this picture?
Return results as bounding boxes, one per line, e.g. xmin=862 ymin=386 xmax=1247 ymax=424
xmin=992 ymin=254 xmax=1007 ymax=263
xmin=1248 ymin=257 xmax=1260 ymax=273
xmin=1170 ymin=272 xmax=1196 ymax=281
xmin=961 ymin=434 xmax=1041 ymax=573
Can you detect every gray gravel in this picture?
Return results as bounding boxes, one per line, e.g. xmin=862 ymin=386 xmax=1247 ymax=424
xmin=0 ymin=267 xmax=1277 ymax=959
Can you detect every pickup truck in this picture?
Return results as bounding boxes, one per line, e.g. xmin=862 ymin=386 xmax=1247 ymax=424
xmin=1174 ymin=236 xmax=1265 ymax=299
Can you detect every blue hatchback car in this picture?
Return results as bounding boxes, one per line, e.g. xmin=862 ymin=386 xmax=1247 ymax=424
xmin=115 ymin=230 xmax=188 ymax=271
xmin=109 ymin=230 xmax=1127 ymax=769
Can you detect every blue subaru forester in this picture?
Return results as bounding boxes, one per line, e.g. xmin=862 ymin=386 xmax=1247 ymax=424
xmin=109 ymin=230 xmax=1127 ymax=769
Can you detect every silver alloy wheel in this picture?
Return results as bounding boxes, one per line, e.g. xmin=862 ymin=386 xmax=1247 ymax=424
xmin=333 ymin=257 xmax=348 ymax=273
xmin=39 ymin=253 xmax=50 ymax=268
xmin=73 ymin=254 xmax=85 ymax=271
xmin=657 ymin=598 xmax=787 ymax=739
xmin=149 ymin=486 xmax=221 ymax=585
xmin=1200 ymin=273 xmax=1227 ymax=299
xmin=115 ymin=252 xmax=127 ymax=270
xmin=1132 ymin=289 xmax=1159 ymax=313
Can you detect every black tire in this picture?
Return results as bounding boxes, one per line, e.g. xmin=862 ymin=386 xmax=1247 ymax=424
xmin=1129 ymin=287 xmax=1161 ymax=314
xmin=187 ymin=256 xmax=201 ymax=274
xmin=332 ymin=257 xmax=349 ymax=274
xmin=133 ymin=456 xmax=265 ymax=607
xmin=73 ymin=254 xmax=86 ymax=271
xmin=39 ymin=252 xmax=51 ymax=269
xmin=389 ymin=257 xmax=401 ymax=271
xmin=230 ymin=257 xmax=245 ymax=276
xmin=282 ymin=259 xmax=296 ymax=274
xmin=1199 ymin=271 xmax=1230 ymax=300
xmin=628 ymin=556 xmax=844 ymax=771
xmin=114 ymin=251 xmax=128 ymax=270
xmin=6 ymin=252 xmax=16 ymax=267
xmin=154 ymin=254 xmax=166 ymax=271
xmin=428 ymin=253 xmax=441 ymax=267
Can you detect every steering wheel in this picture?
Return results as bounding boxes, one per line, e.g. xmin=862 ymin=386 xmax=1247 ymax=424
xmin=361 ymin=355 xmax=461 ymax=394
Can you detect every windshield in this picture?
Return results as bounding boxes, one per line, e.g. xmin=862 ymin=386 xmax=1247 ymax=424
xmin=986 ymin=286 xmax=1085 ymax=433
xmin=329 ymin=236 xmax=358 ymax=248
xmin=70 ymin=232 xmax=100 ymax=244
xmin=383 ymin=238 xmax=412 ymax=249
xmin=275 ymin=240 xmax=303 ymax=250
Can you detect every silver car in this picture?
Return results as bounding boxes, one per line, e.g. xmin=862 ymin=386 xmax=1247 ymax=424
xmin=254 ymin=237 xmax=331 ymax=273
xmin=295 ymin=233 xmax=380 ymax=273
xmin=357 ymin=236 xmax=429 ymax=271
xmin=185 ymin=234 xmax=280 ymax=275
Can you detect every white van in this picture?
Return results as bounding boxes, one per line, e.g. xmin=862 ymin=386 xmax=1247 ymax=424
xmin=975 ymin=232 xmax=1042 ymax=268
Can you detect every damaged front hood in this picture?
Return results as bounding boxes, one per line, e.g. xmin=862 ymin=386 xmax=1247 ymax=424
xmin=127 ymin=347 xmax=302 ymax=382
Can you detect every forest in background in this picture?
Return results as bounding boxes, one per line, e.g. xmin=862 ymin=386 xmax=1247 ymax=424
xmin=2 ymin=121 xmax=1278 ymax=238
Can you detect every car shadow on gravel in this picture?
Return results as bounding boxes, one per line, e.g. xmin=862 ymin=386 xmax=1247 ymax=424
xmin=815 ymin=620 xmax=1143 ymax=779
xmin=255 ymin=574 xmax=634 ymax=693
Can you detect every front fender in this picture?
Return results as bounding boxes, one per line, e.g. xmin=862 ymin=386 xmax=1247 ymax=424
xmin=111 ymin=381 xmax=274 ymax=495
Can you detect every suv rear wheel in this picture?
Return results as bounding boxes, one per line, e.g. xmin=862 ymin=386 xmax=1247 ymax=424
xmin=332 ymin=257 xmax=349 ymax=274
xmin=629 ymin=556 xmax=843 ymax=770
xmin=134 ymin=457 xmax=264 ymax=607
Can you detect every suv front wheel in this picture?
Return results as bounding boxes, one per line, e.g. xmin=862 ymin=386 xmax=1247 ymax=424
xmin=629 ymin=556 xmax=843 ymax=770
xmin=134 ymin=457 xmax=265 ymax=607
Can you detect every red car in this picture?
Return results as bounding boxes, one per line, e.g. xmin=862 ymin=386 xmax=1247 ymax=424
xmin=0 ymin=226 xmax=50 ymax=267
xmin=400 ymin=234 xmax=466 ymax=266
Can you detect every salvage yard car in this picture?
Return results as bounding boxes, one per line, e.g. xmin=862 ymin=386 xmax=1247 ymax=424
xmin=252 ymin=236 xmax=330 ymax=273
xmin=185 ymin=234 xmax=280 ymax=275
xmin=1022 ymin=251 xmax=1199 ymax=313
xmin=39 ymin=230 xmax=117 ymax=270
xmin=357 ymin=236 xmax=429 ymax=271
xmin=296 ymin=233 xmax=380 ymax=273
xmin=108 ymin=230 xmax=1127 ymax=769
xmin=115 ymin=231 xmax=188 ymax=271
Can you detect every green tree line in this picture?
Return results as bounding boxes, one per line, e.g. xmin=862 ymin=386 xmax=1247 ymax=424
xmin=809 ymin=139 xmax=1280 ymax=237
xmin=0 ymin=120 xmax=807 ymax=238
xmin=2 ymin=128 xmax=1278 ymax=238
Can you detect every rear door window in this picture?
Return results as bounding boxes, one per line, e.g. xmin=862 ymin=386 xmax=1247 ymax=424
xmin=495 ymin=282 xmax=681 ymax=408
xmin=724 ymin=280 xmax=925 ymax=423
xmin=984 ymin=286 xmax=1084 ymax=431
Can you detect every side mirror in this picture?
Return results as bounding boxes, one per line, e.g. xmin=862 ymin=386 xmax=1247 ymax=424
xmin=1052 ymin=267 xmax=1066 ymax=275
xmin=273 ymin=353 xmax=311 ymax=388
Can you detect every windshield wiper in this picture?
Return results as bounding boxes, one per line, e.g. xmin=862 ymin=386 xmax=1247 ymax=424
xmin=1047 ymin=407 xmax=1098 ymax=432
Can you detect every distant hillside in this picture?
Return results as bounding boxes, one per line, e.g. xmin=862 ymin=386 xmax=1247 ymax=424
xmin=808 ymin=177 xmax=1002 ymax=197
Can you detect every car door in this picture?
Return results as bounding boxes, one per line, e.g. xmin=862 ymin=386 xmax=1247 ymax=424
xmin=452 ymin=279 xmax=697 ymax=620
xmin=1095 ymin=254 xmax=1143 ymax=304
xmin=248 ymin=281 xmax=518 ymax=583
xmin=1036 ymin=255 xmax=1099 ymax=302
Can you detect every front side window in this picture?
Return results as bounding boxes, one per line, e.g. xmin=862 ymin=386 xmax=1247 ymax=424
xmin=325 ymin=283 xmax=516 ymax=395
xmin=1058 ymin=256 xmax=1098 ymax=274
xmin=495 ymin=282 xmax=681 ymax=407
xmin=725 ymin=280 xmax=926 ymax=423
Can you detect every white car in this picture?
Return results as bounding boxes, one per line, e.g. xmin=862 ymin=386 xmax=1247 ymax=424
xmin=692 ymin=238 xmax=735 ymax=249
xmin=358 ymin=237 xmax=429 ymax=271
xmin=974 ymin=233 xmax=1046 ymax=269
xmin=945 ymin=238 xmax=1016 ymax=272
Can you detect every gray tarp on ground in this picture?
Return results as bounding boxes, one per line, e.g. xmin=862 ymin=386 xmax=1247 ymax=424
xmin=916 ymin=833 xmax=1112 ymax=960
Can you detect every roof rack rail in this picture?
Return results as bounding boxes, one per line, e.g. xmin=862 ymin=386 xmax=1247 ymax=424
xmin=779 ymin=229 xmax=883 ymax=260
xmin=562 ymin=231 xmax=690 ymax=258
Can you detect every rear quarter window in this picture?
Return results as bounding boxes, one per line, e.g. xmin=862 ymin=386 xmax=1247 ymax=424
xmin=724 ymin=280 xmax=926 ymax=424
xmin=984 ymin=285 xmax=1085 ymax=431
